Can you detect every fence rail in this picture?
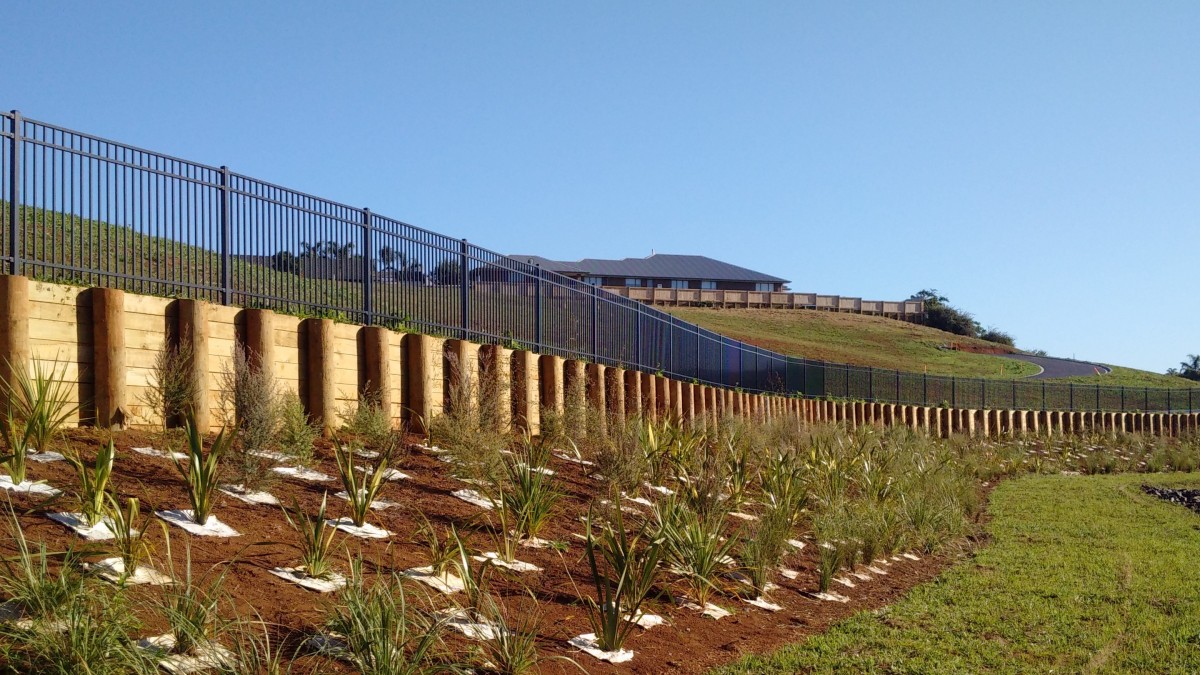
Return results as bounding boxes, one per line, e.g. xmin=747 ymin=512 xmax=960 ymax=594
xmin=2 ymin=110 xmax=1194 ymax=412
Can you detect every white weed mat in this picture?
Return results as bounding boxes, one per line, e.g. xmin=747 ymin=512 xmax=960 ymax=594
xmin=26 ymin=451 xmax=65 ymax=463
xmin=137 ymin=633 xmax=236 ymax=674
xmin=813 ymin=591 xmax=851 ymax=603
xmin=473 ymin=552 xmax=541 ymax=572
xmin=568 ymin=633 xmax=634 ymax=664
xmin=901 ymin=552 xmax=921 ymax=561
xmin=786 ymin=539 xmax=807 ymax=550
xmin=0 ymin=476 xmax=61 ymax=496
xmin=779 ymin=567 xmax=800 ymax=580
xmin=273 ymin=466 xmax=332 ymax=482
xmin=248 ymin=449 xmax=290 ymax=462
xmin=833 ymin=577 xmax=856 ymax=588
xmin=132 ymin=446 xmax=187 ymax=461
xmin=402 ymin=566 xmax=465 ymax=594
xmin=326 ymin=518 xmax=391 ymax=539
xmin=414 ymin=443 xmax=444 ymax=454
xmin=398 ymin=564 xmax=463 ymax=590
xmin=676 ymin=598 xmax=732 ymax=620
xmin=629 ymin=612 xmax=664 ymax=629
xmin=451 ymin=488 xmax=495 ymax=510
xmin=334 ymin=491 xmax=398 ymax=510
xmin=355 ymin=466 xmax=409 ymax=481
xmin=866 ymin=565 xmax=889 ymax=575
xmin=269 ymin=567 xmax=346 ymax=593
xmin=620 ymin=493 xmax=654 ymax=509
xmin=553 ymin=450 xmax=594 ymax=466
xmin=86 ymin=557 xmax=172 ymax=586
xmin=519 ymin=536 xmax=556 ymax=549
xmin=728 ymin=511 xmax=759 ymax=521
xmin=743 ymin=596 xmax=783 ymax=611
xmin=156 ymin=510 xmax=240 ymax=537
xmin=437 ymin=609 xmax=511 ymax=641
xmin=643 ymin=483 xmax=674 ymax=495
xmin=850 ymin=571 xmax=872 ymax=581
xmin=46 ymin=512 xmax=117 ymax=540
xmin=219 ymin=485 xmax=280 ymax=506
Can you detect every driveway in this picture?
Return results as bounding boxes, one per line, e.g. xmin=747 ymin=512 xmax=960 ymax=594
xmin=1001 ymin=354 xmax=1112 ymax=380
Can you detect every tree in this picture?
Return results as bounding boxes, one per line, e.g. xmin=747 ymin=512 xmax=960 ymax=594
xmin=910 ymin=289 xmax=980 ymax=338
xmin=1174 ymin=355 xmax=1200 ymax=382
xmin=432 ymin=259 xmax=463 ymax=286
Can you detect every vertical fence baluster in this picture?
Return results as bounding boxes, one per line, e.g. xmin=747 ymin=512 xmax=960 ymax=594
xmin=534 ymin=264 xmax=543 ymax=352
xmin=219 ymin=166 xmax=231 ymax=305
xmin=362 ymin=208 xmax=372 ymax=325
xmin=459 ymin=238 xmax=469 ymax=340
xmin=9 ymin=110 xmax=21 ymax=276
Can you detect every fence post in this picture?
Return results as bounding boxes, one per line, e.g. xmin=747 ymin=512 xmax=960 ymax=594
xmin=634 ymin=301 xmax=642 ymax=372
xmin=362 ymin=208 xmax=372 ymax=325
xmin=219 ymin=166 xmax=231 ymax=305
xmin=7 ymin=111 xmax=19 ymax=276
xmin=534 ymin=264 xmax=543 ymax=352
xmin=459 ymin=239 xmax=469 ymax=340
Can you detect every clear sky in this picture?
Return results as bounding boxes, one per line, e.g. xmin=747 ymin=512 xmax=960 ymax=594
xmin=2 ymin=2 xmax=1196 ymax=373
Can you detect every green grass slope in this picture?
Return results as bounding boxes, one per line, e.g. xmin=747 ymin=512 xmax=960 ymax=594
xmin=667 ymin=307 xmax=1040 ymax=379
xmin=715 ymin=472 xmax=1200 ymax=674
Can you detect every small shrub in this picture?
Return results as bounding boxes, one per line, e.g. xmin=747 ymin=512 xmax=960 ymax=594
xmin=502 ymin=435 xmax=561 ymax=542
xmin=739 ymin=505 xmax=791 ymax=598
xmin=7 ymin=357 xmax=78 ymax=454
xmin=142 ymin=336 xmax=196 ymax=430
xmin=0 ymin=408 xmax=34 ymax=484
xmin=333 ymin=439 xmax=390 ymax=528
xmin=105 ymin=494 xmax=155 ymax=582
xmin=654 ymin=497 xmax=736 ymax=607
xmin=416 ymin=513 xmax=458 ymax=578
xmin=276 ymin=390 xmax=319 ymax=468
xmin=0 ymin=511 xmax=85 ymax=622
xmin=220 ymin=349 xmax=279 ymax=492
xmin=159 ymin=547 xmax=229 ymax=656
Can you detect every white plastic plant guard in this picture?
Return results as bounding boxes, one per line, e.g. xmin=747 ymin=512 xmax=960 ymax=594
xmin=132 ymin=446 xmax=187 ymax=461
xmin=156 ymin=510 xmax=240 ymax=537
xmin=218 ymin=485 xmax=280 ymax=506
xmin=326 ymin=517 xmax=391 ymax=539
xmin=137 ymin=633 xmax=236 ymax=674
xmin=451 ymin=488 xmax=495 ymax=510
xmin=47 ymin=512 xmax=118 ymax=540
xmin=273 ymin=466 xmax=332 ymax=482
xmin=402 ymin=566 xmax=465 ymax=594
xmin=473 ymin=551 xmax=541 ymax=572
xmin=87 ymin=557 xmax=173 ymax=586
xmin=268 ymin=566 xmax=346 ymax=593
xmin=334 ymin=490 xmax=398 ymax=510
xmin=0 ymin=476 xmax=61 ymax=496
xmin=744 ymin=596 xmax=783 ymax=611
xmin=568 ymin=633 xmax=634 ymax=664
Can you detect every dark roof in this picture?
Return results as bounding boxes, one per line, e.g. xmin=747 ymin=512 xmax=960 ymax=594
xmin=506 ymin=253 xmax=789 ymax=284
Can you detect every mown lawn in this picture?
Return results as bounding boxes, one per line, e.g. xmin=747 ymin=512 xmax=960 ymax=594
xmin=713 ymin=472 xmax=1200 ymax=674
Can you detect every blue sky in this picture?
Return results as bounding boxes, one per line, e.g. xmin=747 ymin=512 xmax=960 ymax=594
xmin=3 ymin=2 xmax=1197 ymax=373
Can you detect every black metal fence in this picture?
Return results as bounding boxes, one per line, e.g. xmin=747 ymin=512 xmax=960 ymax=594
xmin=2 ymin=110 xmax=1194 ymax=413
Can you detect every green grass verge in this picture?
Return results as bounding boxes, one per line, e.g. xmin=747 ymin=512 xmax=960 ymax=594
xmin=1045 ymin=365 xmax=1197 ymax=390
xmin=667 ymin=307 xmax=1041 ymax=379
xmin=713 ymin=472 xmax=1200 ymax=674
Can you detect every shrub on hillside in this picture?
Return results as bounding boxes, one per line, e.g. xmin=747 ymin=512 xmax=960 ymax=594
xmin=911 ymin=289 xmax=980 ymax=338
xmin=979 ymin=327 xmax=1015 ymax=347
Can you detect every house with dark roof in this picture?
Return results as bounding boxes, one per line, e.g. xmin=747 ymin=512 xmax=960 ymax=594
xmin=506 ymin=253 xmax=789 ymax=292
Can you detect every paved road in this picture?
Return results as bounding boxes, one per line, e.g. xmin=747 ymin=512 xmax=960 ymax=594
xmin=1001 ymin=354 xmax=1112 ymax=379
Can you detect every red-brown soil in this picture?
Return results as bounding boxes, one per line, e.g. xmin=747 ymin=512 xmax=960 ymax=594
xmin=1 ymin=428 xmax=982 ymax=674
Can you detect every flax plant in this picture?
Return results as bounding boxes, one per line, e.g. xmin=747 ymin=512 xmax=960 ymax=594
xmin=281 ymin=493 xmax=340 ymax=580
xmin=653 ymin=496 xmax=736 ymax=607
xmin=333 ymin=439 xmax=390 ymax=528
xmin=172 ymin=420 xmax=232 ymax=525
xmin=0 ymin=408 xmax=34 ymax=484
xmin=501 ymin=435 xmax=561 ymax=542
xmin=64 ymin=439 xmax=115 ymax=527
xmin=583 ymin=505 xmax=663 ymax=652
xmin=7 ymin=357 xmax=79 ymax=454
xmin=104 ymin=494 xmax=155 ymax=582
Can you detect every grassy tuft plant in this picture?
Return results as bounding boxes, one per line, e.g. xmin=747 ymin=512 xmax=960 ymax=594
xmin=333 ymin=437 xmax=390 ymax=528
xmin=0 ymin=408 xmax=34 ymax=484
xmin=325 ymin=558 xmax=452 ymax=675
xmin=64 ymin=439 xmax=116 ymax=527
xmin=281 ymin=493 xmax=340 ymax=581
xmin=158 ymin=547 xmax=230 ymax=656
xmin=501 ymin=434 xmax=562 ymax=542
xmin=739 ymin=505 xmax=792 ymax=599
xmin=172 ymin=420 xmax=232 ymax=525
xmin=582 ymin=504 xmax=663 ymax=652
xmin=416 ymin=513 xmax=458 ymax=578
xmin=654 ymin=497 xmax=736 ymax=607
xmin=0 ymin=510 xmax=84 ymax=623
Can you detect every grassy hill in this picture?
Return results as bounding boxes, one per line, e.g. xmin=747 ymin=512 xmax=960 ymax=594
xmin=667 ymin=307 xmax=1192 ymax=388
